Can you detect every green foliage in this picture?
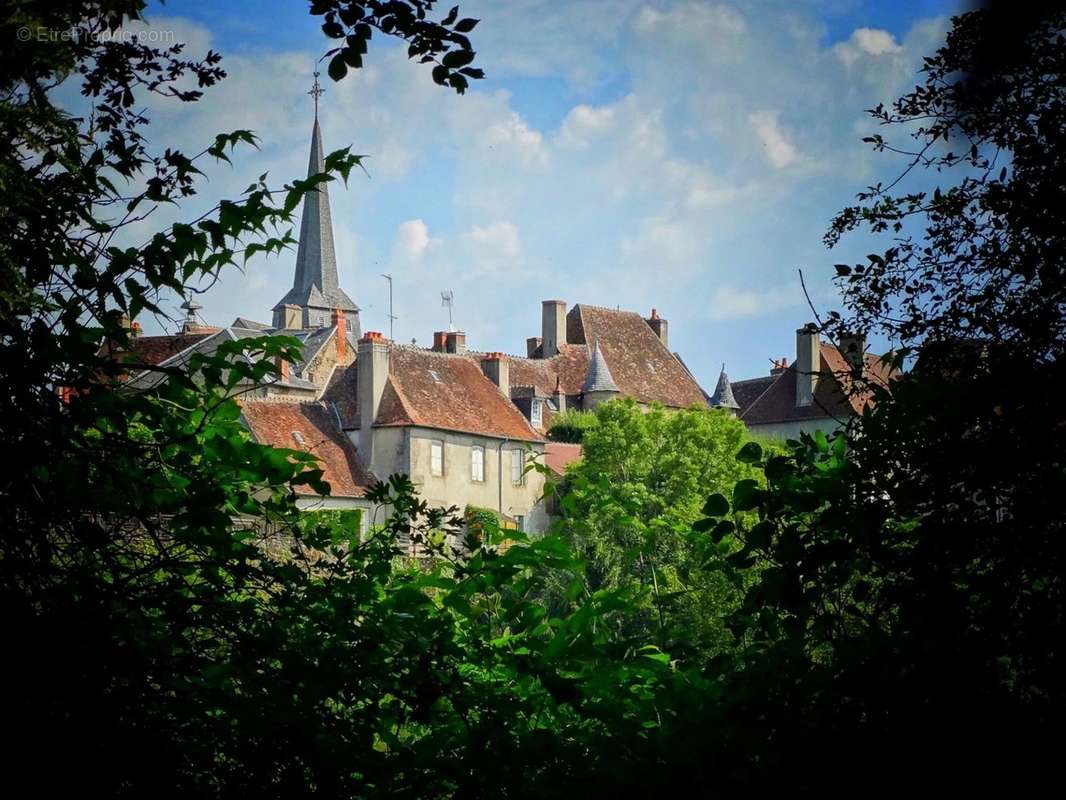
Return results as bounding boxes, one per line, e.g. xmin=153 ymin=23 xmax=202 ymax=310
xmin=546 ymin=407 xmax=598 ymax=442
xmin=554 ymin=398 xmax=765 ymax=658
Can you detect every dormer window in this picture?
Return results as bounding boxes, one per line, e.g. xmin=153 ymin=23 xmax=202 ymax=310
xmin=530 ymin=399 xmax=543 ymax=428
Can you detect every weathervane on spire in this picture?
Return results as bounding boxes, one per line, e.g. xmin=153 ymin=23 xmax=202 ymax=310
xmin=308 ymin=69 xmax=324 ymax=120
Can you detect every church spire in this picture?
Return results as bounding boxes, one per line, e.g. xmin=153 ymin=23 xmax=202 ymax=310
xmin=272 ymin=73 xmax=360 ymax=331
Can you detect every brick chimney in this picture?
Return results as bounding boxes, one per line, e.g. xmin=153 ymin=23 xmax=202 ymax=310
xmin=480 ymin=352 xmax=510 ymax=396
xmin=795 ymin=325 xmax=820 ymax=407
xmin=838 ymin=332 xmax=867 ymax=375
xmin=526 ymin=336 xmax=542 ymax=358
xmin=445 ymin=331 xmax=466 ymax=354
xmin=645 ymin=308 xmax=668 ymax=348
xmin=130 ymin=321 xmax=142 ymax=339
xmin=541 ymin=300 xmax=566 ymax=357
xmin=431 ymin=331 xmax=448 ymax=352
xmin=770 ymin=357 xmax=788 ymax=376
xmin=331 ymin=309 xmax=347 ymax=360
xmin=276 ymin=354 xmax=289 ymax=383
xmin=357 ymin=332 xmax=390 ymax=466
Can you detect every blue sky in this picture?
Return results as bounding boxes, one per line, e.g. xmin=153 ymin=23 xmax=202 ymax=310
xmin=122 ymin=0 xmax=966 ymax=385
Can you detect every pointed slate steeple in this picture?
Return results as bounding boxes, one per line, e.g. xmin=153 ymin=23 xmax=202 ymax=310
xmin=709 ymin=364 xmax=740 ymax=411
xmin=272 ymin=73 xmax=360 ymax=332
xmin=583 ymin=342 xmax=620 ymax=394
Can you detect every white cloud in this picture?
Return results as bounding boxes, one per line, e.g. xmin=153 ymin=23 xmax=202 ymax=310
xmin=748 ymin=110 xmax=799 ymax=168
xmin=393 ymin=219 xmax=435 ymax=263
xmin=479 ymin=111 xmax=548 ymax=167
xmin=462 ymin=220 xmax=523 ymax=276
xmin=834 ymin=27 xmax=903 ymax=66
xmin=707 ymin=284 xmax=800 ymax=321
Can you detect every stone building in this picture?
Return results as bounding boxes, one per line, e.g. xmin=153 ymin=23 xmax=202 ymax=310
xmin=115 ymin=108 xmax=714 ymax=533
xmin=713 ymin=326 xmax=897 ymax=440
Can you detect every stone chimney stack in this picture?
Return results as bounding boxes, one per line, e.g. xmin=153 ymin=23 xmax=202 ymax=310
xmin=274 ymin=303 xmax=302 ymax=330
xmin=526 ymin=336 xmax=542 ymax=358
xmin=332 ymin=308 xmax=347 ymax=360
xmin=445 ymin=331 xmax=466 ymax=354
xmin=480 ymin=352 xmax=510 ymax=396
xmin=646 ymin=308 xmax=668 ymax=348
xmin=357 ymin=332 xmax=389 ymax=465
xmin=795 ymin=324 xmax=820 ymax=407
xmin=838 ymin=332 xmax=867 ymax=375
xmin=541 ymin=300 xmax=566 ymax=357
xmin=553 ymin=374 xmax=566 ymax=414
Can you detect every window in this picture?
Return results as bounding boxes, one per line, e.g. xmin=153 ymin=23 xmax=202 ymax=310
xmin=471 ymin=445 xmax=485 ymax=482
xmin=430 ymin=440 xmax=444 ymax=476
xmin=530 ymin=399 xmax=542 ymax=427
xmin=511 ymin=448 xmax=525 ymax=485
xmin=514 ymin=515 xmax=525 ymax=533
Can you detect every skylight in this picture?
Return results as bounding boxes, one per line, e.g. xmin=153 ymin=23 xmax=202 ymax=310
xmin=428 ymin=369 xmax=442 ymax=383
xmin=292 ymin=430 xmax=306 ymax=445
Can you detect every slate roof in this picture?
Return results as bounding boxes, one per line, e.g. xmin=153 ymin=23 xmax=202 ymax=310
xmin=565 ymin=304 xmax=708 ymax=408
xmin=273 ymin=119 xmax=358 ymax=314
xmin=583 ymin=342 xmax=620 ymax=393
xmin=231 ymin=317 xmax=272 ymax=331
xmin=240 ymin=401 xmax=375 ymax=498
xmin=709 ymin=366 xmax=740 ymax=409
xmin=737 ymin=344 xmax=897 ymax=425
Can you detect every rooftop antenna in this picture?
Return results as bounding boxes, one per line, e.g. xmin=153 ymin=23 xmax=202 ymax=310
xmin=441 ymin=290 xmax=455 ymax=332
xmin=382 ymin=272 xmax=396 ymax=341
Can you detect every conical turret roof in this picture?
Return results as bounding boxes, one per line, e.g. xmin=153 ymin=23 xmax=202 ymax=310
xmin=582 ymin=342 xmax=620 ymax=394
xmin=709 ymin=364 xmax=740 ymax=409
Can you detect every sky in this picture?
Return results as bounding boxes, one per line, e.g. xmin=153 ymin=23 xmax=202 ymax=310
xmin=99 ymin=0 xmax=968 ymax=386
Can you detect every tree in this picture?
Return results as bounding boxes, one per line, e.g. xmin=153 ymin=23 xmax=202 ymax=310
xmin=556 ymin=399 xmax=766 ymax=658
xmin=688 ymin=5 xmax=1066 ymax=790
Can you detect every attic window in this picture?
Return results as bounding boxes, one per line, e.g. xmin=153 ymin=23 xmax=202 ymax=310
xmin=292 ymin=431 xmax=306 ymax=446
xmin=428 ymin=369 xmax=442 ymax=383
xmin=531 ymin=399 xmax=543 ymax=427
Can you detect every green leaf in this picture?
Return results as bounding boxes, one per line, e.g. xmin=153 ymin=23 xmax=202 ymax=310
xmin=736 ymin=441 xmax=763 ymax=463
xmin=328 ymin=53 xmax=348 ymax=81
xmin=702 ymin=493 xmax=730 ymax=517
xmin=732 ymin=479 xmax=762 ymax=512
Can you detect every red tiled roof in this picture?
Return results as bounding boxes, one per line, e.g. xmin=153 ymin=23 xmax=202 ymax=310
xmin=375 ymin=347 xmax=544 ymax=442
xmin=240 ymin=401 xmax=375 ymax=498
xmin=321 ymin=363 xmax=360 ymax=429
xmin=544 ymin=442 xmax=583 ymax=475
xmin=566 ymin=304 xmax=708 ymax=408
xmin=739 ymin=345 xmax=897 ymax=425
xmin=508 ymin=344 xmax=590 ymax=397
xmin=108 ymin=333 xmax=216 ymax=367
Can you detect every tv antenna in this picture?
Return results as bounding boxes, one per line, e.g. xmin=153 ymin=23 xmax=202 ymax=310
xmin=382 ymin=273 xmax=396 ymax=341
xmin=441 ymin=290 xmax=455 ymax=331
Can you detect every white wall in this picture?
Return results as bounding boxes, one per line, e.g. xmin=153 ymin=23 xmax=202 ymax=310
xmin=407 ymin=428 xmax=550 ymax=532
xmin=748 ymin=417 xmax=845 ymax=441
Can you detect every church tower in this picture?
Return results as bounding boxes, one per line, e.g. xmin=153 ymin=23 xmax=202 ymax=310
xmin=272 ymin=73 xmax=361 ymax=334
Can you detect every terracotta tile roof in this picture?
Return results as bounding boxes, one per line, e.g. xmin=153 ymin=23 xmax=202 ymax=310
xmin=321 ymin=363 xmax=360 ymax=429
xmin=114 ymin=333 xmax=215 ymax=367
xmin=240 ymin=400 xmax=375 ymax=498
xmin=738 ymin=345 xmax=897 ymax=425
xmin=565 ymin=304 xmax=708 ymax=408
xmin=375 ymin=347 xmax=544 ymax=442
xmin=544 ymin=442 xmax=583 ymax=475
xmin=507 ymin=344 xmax=590 ymax=397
